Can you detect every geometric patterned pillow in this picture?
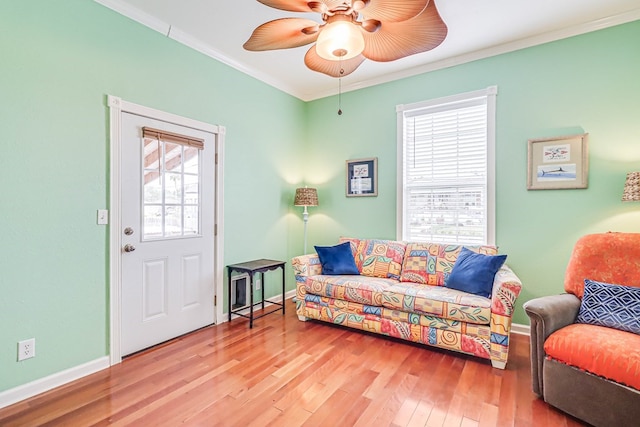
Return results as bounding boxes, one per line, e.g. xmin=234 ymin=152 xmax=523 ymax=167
xmin=576 ymin=279 xmax=640 ymax=335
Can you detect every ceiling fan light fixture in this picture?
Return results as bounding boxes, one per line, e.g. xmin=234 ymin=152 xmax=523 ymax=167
xmin=315 ymin=20 xmax=364 ymax=61
xmin=245 ymin=0 xmax=447 ymax=77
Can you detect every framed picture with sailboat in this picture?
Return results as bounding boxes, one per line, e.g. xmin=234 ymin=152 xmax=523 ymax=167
xmin=527 ymin=133 xmax=589 ymax=190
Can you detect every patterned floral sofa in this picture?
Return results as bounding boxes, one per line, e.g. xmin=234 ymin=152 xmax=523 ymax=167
xmin=292 ymin=238 xmax=522 ymax=369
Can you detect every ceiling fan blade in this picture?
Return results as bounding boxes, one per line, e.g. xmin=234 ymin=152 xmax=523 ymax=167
xmin=358 ymin=0 xmax=429 ymax=23
xmin=257 ymin=0 xmax=344 ymax=13
xmin=244 ymin=18 xmax=320 ymax=51
xmin=304 ymin=45 xmax=365 ymax=77
xmin=361 ymin=0 xmax=447 ymax=62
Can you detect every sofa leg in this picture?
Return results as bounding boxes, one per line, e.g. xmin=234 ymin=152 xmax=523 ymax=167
xmin=491 ymin=360 xmax=506 ymax=370
xmin=297 ymin=315 xmax=308 ymax=322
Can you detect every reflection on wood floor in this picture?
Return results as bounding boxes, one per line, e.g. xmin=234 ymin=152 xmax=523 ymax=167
xmin=0 ymin=301 xmax=586 ymax=426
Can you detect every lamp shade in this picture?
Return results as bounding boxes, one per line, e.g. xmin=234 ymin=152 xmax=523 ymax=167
xmin=315 ymin=19 xmax=365 ymax=61
xmin=622 ymin=172 xmax=640 ymax=202
xmin=294 ymin=187 xmax=318 ymax=207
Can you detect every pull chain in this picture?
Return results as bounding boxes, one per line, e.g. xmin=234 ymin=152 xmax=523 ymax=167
xmin=338 ymin=60 xmax=344 ymax=116
xmin=338 ymin=75 xmax=343 ymax=116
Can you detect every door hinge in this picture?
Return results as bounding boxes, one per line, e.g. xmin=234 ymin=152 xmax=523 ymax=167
xmin=215 ymin=153 xmax=218 ymax=164
xmin=214 ymin=295 xmax=217 ymax=306
xmin=214 ymin=224 xmax=217 ymax=236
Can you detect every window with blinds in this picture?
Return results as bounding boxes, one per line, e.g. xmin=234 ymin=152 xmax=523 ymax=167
xmin=397 ymin=87 xmax=497 ymax=245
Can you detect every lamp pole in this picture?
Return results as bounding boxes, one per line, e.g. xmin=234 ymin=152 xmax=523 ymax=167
xmin=302 ymin=205 xmax=309 ymax=254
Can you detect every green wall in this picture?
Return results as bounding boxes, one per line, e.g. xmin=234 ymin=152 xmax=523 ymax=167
xmin=1 ymin=0 xmax=638 ymax=397
xmin=0 ymin=1 xmax=307 ymax=392
xmin=304 ymin=20 xmax=640 ymax=325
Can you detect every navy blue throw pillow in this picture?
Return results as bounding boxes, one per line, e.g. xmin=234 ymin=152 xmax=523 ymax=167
xmin=444 ymin=247 xmax=507 ymax=298
xmin=315 ymin=242 xmax=359 ymax=275
xmin=576 ymin=279 xmax=640 ymax=335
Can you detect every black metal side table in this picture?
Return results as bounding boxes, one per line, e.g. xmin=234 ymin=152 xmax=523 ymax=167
xmin=227 ymin=259 xmax=286 ymax=328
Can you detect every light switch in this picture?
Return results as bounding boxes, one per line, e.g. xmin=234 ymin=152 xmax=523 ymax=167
xmin=97 ymin=209 xmax=109 ymax=225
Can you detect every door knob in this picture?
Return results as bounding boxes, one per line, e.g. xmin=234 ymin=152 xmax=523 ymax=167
xmin=123 ymin=244 xmax=136 ymax=253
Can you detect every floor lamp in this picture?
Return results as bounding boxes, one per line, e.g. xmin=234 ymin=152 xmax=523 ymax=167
xmin=294 ymin=187 xmax=318 ymax=255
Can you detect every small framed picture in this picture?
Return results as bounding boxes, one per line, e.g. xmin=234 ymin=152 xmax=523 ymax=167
xmin=346 ymin=157 xmax=378 ymax=197
xmin=527 ymin=134 xmax=589 ymax=190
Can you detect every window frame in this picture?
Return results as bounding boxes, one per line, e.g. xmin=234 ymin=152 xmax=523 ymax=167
xmin=396 ymin=86 xmax=498 ymax=245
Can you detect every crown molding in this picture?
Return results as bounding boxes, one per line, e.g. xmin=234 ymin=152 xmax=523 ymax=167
xmin=311 ymin=8 xmax=640 ymax=101
xmin=94 ymin=0 xmax=639 ymax=102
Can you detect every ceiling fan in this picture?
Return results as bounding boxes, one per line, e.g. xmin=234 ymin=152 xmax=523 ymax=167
xmin=243 ymin=0 xmax=448 ymax=78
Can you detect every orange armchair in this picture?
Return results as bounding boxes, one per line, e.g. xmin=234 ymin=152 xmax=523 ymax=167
xmin=523 ymin=232 xmax=640 ymax=427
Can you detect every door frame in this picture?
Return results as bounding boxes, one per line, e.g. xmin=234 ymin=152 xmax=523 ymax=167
xmin=107 ymin=95 xmax=225 ymax=365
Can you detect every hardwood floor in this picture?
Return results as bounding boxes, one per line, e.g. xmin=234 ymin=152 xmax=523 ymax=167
xmin=0 ymin=301 xmax=586 ymax=426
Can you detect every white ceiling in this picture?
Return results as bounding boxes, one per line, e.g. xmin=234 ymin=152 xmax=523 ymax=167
xmin=96 ymin=0 xmax=640 ymax=101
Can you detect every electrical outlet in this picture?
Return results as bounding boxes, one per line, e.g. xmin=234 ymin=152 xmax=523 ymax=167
xmin=255 ymin=278 xmax=261 ymax=291
xmin=18 ymin=338 xmax=36 ymax=361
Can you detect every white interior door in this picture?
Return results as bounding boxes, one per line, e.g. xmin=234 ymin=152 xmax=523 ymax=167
xmin=120 ymin=112 xmax=216 ymax=356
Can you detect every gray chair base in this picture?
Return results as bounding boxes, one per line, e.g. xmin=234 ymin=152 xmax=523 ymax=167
xmin=543 ymin=358 xmax=640 ymax=427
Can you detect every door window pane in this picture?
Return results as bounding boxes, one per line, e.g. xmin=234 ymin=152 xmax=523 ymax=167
xmin=184 ymin=174 xmax=199 ymax=205
xmin=165 ymin=173 xmax=182 ymax=204
xmin=143 ymin=174 xmax=162 ymax=204
xmin=184 ymin=206 xmax=199 ymax=235
xmin=144 ymin=139 xmax=161 ymax=171
xmin=165 ymin=206 xmax=182 ymax=237
xmin=184 ymin=147 xmax=199 ymax=174
xmin=144 ymin=205 xmax=163 ymax=239
xmin=164 ymin=142 xmax=182 ymax=172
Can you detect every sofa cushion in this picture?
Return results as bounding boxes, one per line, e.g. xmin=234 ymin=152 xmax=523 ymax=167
xmin=445 ymin=248 xmax=507 ymax=298
xmin=576 ymin=279 xmax=640 ymax=335
xmin=380 ymin=307 xmax=490 ymax=338
xmin=340 ymin=238 xmax=407 ymax=280
xmin=545 ymin=323 xmax=640 ymax=391
xmin=314 ymin=242 xmax=359 ymax=275
xmin=400 ymin=243 xmax=498 ymax=285
xmin=305 ymin=275 xmax=398 ymax=306
xmin=381 ymin=282 xmax=491 ymax=324
xmin=300 ymin=296 xmax=493 ymax=360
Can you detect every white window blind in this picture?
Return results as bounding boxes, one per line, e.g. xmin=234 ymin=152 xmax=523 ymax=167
xmin=397 ymin=87 xmax=496 ymax=245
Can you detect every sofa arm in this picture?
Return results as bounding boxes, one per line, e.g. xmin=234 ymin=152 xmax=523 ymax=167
xmin=487 ymin=265 xmax=523 ymax=368
xmin=292 ymin=254 xmax=322 ymax=313
xmin=523 ymin=294 xmax=581 ymax=396
xmin=490 ymin=265 xmax=522 ymax=317
xmin=291 ymin=254 xmax=322 ymax=278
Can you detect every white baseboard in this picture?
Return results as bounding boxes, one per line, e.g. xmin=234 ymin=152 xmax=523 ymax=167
xmin=511 ymin=322 xmax=530 ymax=336
xmin=221 ymin=290 xmax=296 ymax=323
xmin=0 ymin=356 xmax=110 ymax=410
